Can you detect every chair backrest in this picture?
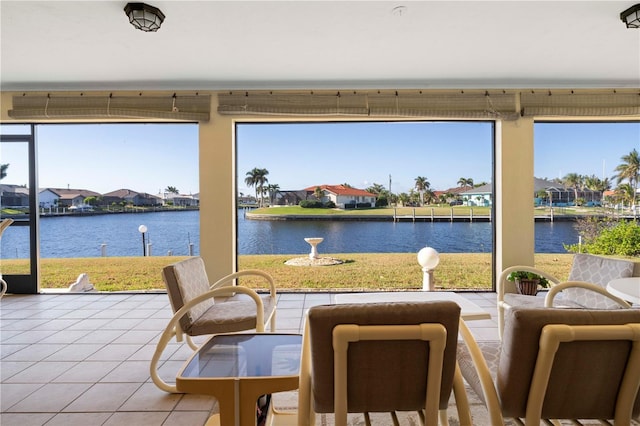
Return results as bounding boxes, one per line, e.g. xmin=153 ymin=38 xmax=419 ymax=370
xmin=307 ymin=301 xmax=461 ymax=415
xmin=498 ymin=306 xmax=640 ymax=421
xmin=162 ymin=257 xmax=215 ymax=333
xmin=563 ymin=253 xmax=634 ymax=309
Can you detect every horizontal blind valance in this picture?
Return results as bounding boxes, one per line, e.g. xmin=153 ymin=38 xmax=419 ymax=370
xmin=8 ymin=94 xmax=211 ymax=121
xmin=521 ymin=92 xmax=640 ymax=117
xmin=218 ymin=92 xmax=520 ymax=120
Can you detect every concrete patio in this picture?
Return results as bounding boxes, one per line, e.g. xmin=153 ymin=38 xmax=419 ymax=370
xmin=0 ymin=291 xmax=499 ymax=426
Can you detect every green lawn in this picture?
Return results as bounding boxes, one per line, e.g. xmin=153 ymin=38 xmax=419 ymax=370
xmin=1 ymin=253 xmax=575 ymax=292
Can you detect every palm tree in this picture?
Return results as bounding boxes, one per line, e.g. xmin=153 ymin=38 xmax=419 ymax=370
xmin=562 ymin=173 xmax=582 ymax=206
xmin=313 ymin=186 xmax=324 ymax=201
xmin=266 ymin=184 xmax=280 ymax=205
xmin=245 ymin=168 xmax=269 ymax=207
xmin=457 ymin=177 xmax=473 ymax=188
xmin=165 ymin=186 xmax=179 ymax=194
xmin=414 ymin=176 xmax=430 ymax=206
xmin=398 ymin=192 xmax=410 ymax=206
xmin=613 ymin=149 xmax=640 ymax=207
xmin=366 ymin=183 xmax=386 ymax=195
xmin=615 ymin=183 xmax=635 ymax=208
xmin=0 ymin=163 xmax=8 ymax=180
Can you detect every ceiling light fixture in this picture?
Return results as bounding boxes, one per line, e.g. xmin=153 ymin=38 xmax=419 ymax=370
xmin=620 ymin=4 xmax=640 ymax=28
xmin=124 ymin=2 xmax=165 ymax=32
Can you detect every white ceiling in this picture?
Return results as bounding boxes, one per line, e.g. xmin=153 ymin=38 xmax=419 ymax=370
xmin=1 ymin=1 xmax=639 ymax=91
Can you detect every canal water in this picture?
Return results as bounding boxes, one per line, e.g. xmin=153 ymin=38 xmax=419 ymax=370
xmin=1 ymin=210 xmax=579 ymax=258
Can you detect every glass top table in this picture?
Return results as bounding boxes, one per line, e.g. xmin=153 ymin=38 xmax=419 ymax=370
xmin=176 ymin=333 xmax=302 ymax=426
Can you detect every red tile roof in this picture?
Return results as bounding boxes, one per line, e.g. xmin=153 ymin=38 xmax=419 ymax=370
xmin=304 ymin=184 xmax=376 ymax=197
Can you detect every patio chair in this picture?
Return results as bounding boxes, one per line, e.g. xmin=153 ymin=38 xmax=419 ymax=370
xmin=457 ymin=305 xmax=640 ymax=425
xmin=295 ymin=301 xmax=472 ymax=426
xmin=150 ymin=256 xmax=277 ymax=392
xmin=497 ymin=253 xmax=635 ymax=338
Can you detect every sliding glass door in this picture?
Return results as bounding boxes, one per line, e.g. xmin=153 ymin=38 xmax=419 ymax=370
xmin=1 ymin=124 xmax=40 ymax=293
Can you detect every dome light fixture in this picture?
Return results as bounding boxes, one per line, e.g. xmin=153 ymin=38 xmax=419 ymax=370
xmin=620 ymin=4 xmax=640 ymax=28
xmin=124 ymin=3 xmax=165 ymax=32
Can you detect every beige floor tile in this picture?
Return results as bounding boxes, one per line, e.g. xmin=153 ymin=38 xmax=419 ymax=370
xmin=102 ymin=411 xmax=169 ymax=426
xmin=1 ymin=361 xmax=34 ymax=380
xmin=174 ymin=393 xmax=217 ymax=411
xmin=7 ymin=383 xmax=91 ymax=412
xmin=0 ymin=412 xmax=55 ymax=426
xmin=111 ymin=330 xmax=159 ymax=345
xmin=1 ymin=383 xmax=44 ymax=411
xmin=118 ymin=382 xmax=182 ymax=411
xmin=38 ymin=329 xmax=91 ymax=344
xmin=99 ymin=360 xmax=153 ymax=382
xmin=4 ymin=361 xmax=74 ymax=383
xmin=53 ymin=361 xmax=120 ymax=383
xmin=86 ymin=344 xmax=143 ymax=361
xmin=163 ymin=410 xmax=212 ymax=426
xmin=44 ymin=343 xmax=105 ymax=361
xmin=74 ymin=329 xmax=126 ymax=344
xmin=43 ymin=412 xmax=112 ymax=426
xmin=3 ymin=344 xmax=67 ymax=362
xmin=63 ymin=382 xmax=142 ymax=412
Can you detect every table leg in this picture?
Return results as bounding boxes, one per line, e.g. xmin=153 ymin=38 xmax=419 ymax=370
xmin=213 ymin=381 xmax=240 ymax=426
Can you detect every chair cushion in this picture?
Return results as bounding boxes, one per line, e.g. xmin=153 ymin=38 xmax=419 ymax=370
xmin=163 ymin=257 xmax=215 ymax=332
xmin=307 ymin=301 xmax=460 ymax=413
xmin=456 ymin=340 xmax=501 ymax=405
xmin=564 ymin=253 xmax=634 ymax=309
xmin=503 ymin=293 xmax=584 ymax=309
xmin=498 ymin=306 xmax=640 ymax=420
xmin=189 ymin=294 xmax=276 ymax=335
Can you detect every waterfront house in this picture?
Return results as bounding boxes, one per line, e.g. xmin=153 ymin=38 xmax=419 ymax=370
xmin=38 ymin=188 xmax=60 ymax=209
xmin=103 ymin=188 xmax=162 ymax=207
xmin=458 ymin=178 xmax=603 ymax=208
xmin=304 ymin=184 xmax=377 ymax=209
xmin=45 ymin=188 xmax=102 ymax=208
xmin=163 ymin=192 xmax=199 ymax=207
xmin=0 ymin=184 xmax=28 ymax=207
xmin=273 ymin=190 xmax=309 ymax=206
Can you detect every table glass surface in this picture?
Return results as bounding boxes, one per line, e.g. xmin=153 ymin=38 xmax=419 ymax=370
xmin=179 ymin=333 xmax=302 ymax=379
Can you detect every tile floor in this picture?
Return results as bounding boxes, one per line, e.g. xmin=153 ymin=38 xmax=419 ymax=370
xmin=0 ymin=291 xmax=499 ymax=426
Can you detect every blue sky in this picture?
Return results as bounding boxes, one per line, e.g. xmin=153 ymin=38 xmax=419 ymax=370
xmin=1 ymin=121 xmax=638 ymax=195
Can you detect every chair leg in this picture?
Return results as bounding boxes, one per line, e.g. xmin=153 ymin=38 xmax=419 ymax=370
xmin=452 ymin=364 xmax=472 ymax=426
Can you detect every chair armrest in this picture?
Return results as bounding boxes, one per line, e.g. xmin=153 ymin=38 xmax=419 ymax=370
xmin=458 ymin=319 xmax=504 ymax=425
xmin=497 ymin=265 xmax=561 ymax=302
xmin=544 ymin=280 xmax=631 ymax=308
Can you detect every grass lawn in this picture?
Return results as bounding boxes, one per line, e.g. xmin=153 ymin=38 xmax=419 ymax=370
xmin=1 ymin=253 xmax=575 ymax=292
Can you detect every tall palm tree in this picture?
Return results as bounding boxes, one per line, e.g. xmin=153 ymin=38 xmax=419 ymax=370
xmin=615 ymin=183 xmax=635 ymax=208
xmin=266 ymin=183 xmax=280 ymax=205
xmin=457 ymin=177 xmax=473 ymax=188
xmin=313 ymin=186 xmax=324 ymax=201
xmin=245 ymin=168 xmax=269 ymax=207
xmin=0 ymin=163 xmax=8 ymax=180
xmin=366 ymin=183 xmax=386 ymax=195
xmin=165 ymin=186 xmax=179 ymax=194
xmin=613 ymin=149 xmax=640 ymax=207
xmin=414 ymin=176 xmax=430 ymax=206
xmin=563 ymin=173 xmax=582 ymax=206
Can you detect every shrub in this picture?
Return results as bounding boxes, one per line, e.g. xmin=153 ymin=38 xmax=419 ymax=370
xmin=356 ymin=202 xmax=372 ymax=208
xmin=375 ymin=196 xmax=388 ymax=207
xmin=299 ymin=200 xmax=324 ymax=208
xmin=565 ymin=219 xmax=640 ymax=256
xmin=344 ymin=203 xmax=356 ymax=209
xmin=325 ymin=201 xmax=336 ymax=208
